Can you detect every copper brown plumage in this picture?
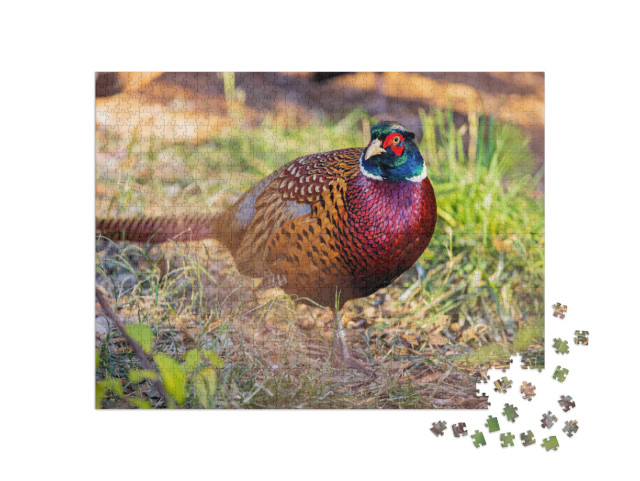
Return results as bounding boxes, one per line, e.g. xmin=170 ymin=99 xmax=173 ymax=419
xmin=97 ymin=121 xmax=437 ymax=370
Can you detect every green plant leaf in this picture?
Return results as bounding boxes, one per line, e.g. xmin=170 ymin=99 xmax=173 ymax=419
xmin=96 ymin=377 xmax=124 ymax=408
xmin=184 ymin=348 xmax=201 ymax=373
xmin=202 ymin=349 xmax=224 ymax=369
xmin=128 ymin=369 xmax=158 ymax=383
xmin=153 ymin=353 xmax=187 ymax=406
xmin=195 ymin=367 xmax=218 ymax=408
xmin=124 ymin=324 xmax=154 ymax=354
xmin=101 ymin=377 xmax=124 ymax=396
xmin=96 ymin=383 xmax=105 ymax=409
xmin=129 ymin=397 xmax=152 ymax=409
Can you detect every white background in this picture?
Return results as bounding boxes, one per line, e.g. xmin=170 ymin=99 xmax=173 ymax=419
xmin=1 ymin=1 xmax=639 ymax=479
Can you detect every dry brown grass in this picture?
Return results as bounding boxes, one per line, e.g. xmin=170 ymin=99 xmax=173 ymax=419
xmin=96 ymin=237 xmax=490 ymax=409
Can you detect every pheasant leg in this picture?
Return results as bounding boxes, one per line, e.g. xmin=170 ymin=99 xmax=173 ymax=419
xmin=331 ymin=308 xmax=375 ymax=376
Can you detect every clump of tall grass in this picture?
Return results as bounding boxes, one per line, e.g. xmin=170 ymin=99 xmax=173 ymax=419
xmin=412 ymin=108 xmax=544 ymax=364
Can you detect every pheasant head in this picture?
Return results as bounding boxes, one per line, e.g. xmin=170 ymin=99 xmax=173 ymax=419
xmin=360 ymin=121 xmax=426 ymax=182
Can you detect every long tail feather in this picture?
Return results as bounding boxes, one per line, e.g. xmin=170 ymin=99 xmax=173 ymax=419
xmin=96 ymin=213 xmax=220 ymax=243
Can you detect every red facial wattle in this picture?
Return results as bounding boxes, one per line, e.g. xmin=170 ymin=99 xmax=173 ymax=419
xmin=382 ymin=133 xmax=405 ymax=156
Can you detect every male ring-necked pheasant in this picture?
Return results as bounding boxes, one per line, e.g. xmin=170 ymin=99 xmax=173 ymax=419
xmin=97 ymin=121 xmax=437 ymax=371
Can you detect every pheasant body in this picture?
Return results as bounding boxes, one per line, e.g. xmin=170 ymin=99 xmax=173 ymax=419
xmin=98 ymin=122 xmax=437 ymax=310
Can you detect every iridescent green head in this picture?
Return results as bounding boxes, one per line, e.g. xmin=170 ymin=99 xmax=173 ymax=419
xmin=360 ymin=121 xmax=426 ymax=182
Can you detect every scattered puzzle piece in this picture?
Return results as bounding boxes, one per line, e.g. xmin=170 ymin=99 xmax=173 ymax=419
xmin=493 ymin=376 xmax=513 ymax=393
xmin=500 ymin=432 xmax=515 ymax=447
xmin=558 ymin=395 xmax=576 ymax=412
xmin=553 ymin=366 xmax=569 ymax=382
xmin=502 ymin=403 xmax=519 ymax=422
xmin=471 ymin=430 xmax=486 ymax=448
xmin=521 ymin=381 xmax=536 ymax=400
xmin=552 ymin=302 xmax=567 ymax=318
xmin=541 ymin=411 xmax=558 ymax=429
xmin=521 ymin=430 xmax=536 ymax=446
xmin=553 ymin=338 xmax=569 ymax=355
xmin=563 ymin=420 xmax=579 ymax=437
xmin=574 ymin=330 xmax=589 ymax=345
xmin=430 ymin=421 xmax=447 ymax=436
xmin=485 ymin=415 xmax=500 ymax=432
xmin=452 ymin=423 xmax=468 ymax=437
xmin=542 ymin=436 xmax=559 ymax=451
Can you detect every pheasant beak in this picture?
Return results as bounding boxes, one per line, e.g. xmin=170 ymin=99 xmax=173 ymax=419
xmin=364 ymin=138 xmax=387 ymax=161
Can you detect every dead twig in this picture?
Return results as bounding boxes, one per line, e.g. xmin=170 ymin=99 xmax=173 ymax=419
xmin=95 ymin=287 xmax=168 ymax=406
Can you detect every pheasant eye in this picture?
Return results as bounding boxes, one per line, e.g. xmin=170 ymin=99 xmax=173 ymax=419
xmin=382 ymin=132 xmax=405 ymax=154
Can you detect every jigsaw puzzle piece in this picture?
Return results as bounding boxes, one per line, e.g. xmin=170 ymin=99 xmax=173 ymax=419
xmin=471 ymin=430 xmax=486 ymax=448
xmin=552 ymin=302 xmax=567 ymax=318
xmin=541 ymin=411 xmax=558 ymax=429
xmin=485 ymin=415 xmax=500 ymax=433
xmin=574 ymin=330 xmax=589 ymax=345
xmin=541 ymin=436 xmax=559 ymax=451
xmin=502 ymin=403 xmax=519 ymax=422
xmin=500 ymin=432 xmax=515 ymax=447
xmin=520 ymin=430 xmax=536 ymax=446
xmin=521 ymin=381 xmax=536 ymax=400
xmin=430 ymin=421 xmax=447 ymax=436
xmin=558 ymin=395 xmax=575 ymax=412
xmin=493 ymin=376 xmax=513 ymax=393
xmin=452 ymin=423 xmax=468 ymax=438
xmin=563 ymin=420 xmax=579 ymax=437
xmin=553 ymin=366 xmax=569 ymax=382
xmin=553 ymin=338 xmax=570 ymax=355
